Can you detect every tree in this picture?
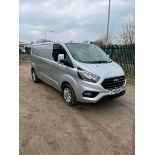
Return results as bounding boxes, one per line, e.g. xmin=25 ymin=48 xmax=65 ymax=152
xmin=119 ymin=21 xmax=135 ymax=45
xmin=94 ymin=34 xmax=113 ymax=47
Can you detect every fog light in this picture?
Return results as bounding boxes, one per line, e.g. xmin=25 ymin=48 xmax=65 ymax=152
xmin=82 ymin=91 xmax=99 ymax=98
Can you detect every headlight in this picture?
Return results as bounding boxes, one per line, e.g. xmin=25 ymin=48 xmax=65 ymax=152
xmin=77 ymin=68 xmax=100 ymax=83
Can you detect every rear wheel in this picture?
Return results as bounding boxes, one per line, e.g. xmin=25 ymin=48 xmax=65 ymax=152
xmin=62 ymin=83 xmax=77 ymax=106
xmin=31 ymin=69 xmax=40 ymax=83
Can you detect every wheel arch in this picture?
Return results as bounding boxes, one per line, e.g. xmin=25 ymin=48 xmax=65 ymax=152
xmin=31 ymin=63 xmax=36 ymax=73
xmin=61 ymin=81 xmax=71 ymax=90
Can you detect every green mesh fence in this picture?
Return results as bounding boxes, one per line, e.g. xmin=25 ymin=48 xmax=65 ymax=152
xmin=101 ymin=45 xmax=135 ymax=74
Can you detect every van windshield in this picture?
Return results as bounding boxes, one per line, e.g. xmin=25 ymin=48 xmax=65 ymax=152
xmin=65 ymin=43 xmax=111 ymax=63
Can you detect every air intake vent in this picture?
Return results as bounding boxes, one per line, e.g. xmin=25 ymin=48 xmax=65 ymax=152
xmin=101 ymin=76 xmax=125 ymax=90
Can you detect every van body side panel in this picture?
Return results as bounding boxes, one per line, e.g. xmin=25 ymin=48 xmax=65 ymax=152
xmin=31 ymin=43 xmax=58 ymax=86
xmin=41 ymin=59 xmax=59 ymax=87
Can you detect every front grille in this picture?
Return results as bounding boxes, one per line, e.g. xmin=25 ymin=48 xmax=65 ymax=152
xmin=101 ymin=76 xmax=125 ymax=90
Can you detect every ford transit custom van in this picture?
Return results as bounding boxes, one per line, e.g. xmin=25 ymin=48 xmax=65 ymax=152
xmin=31 ymin=42 xmax=126 ymax=105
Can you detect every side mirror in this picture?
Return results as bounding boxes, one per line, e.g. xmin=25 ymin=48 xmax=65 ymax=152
xmin=60 ymin=59 xmax=68 ymax=64
xmin=60 ymin=59 xmax=73 ymax=68
xmin=58 ymin=54 xmax=64 ymax=64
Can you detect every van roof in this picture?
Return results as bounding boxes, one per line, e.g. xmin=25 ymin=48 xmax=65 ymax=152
xmin=32 ymin=42 xmax=93 ymax=46
xmin=32 ymin=42 xmax=53 ymax=46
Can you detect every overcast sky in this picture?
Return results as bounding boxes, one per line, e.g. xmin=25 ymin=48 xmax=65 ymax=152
xmin=19 ymin=0 xmax=135 ymax=43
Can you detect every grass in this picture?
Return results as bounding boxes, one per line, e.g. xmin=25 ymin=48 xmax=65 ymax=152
xmin=125 ymin=71 xmax=135 ymax=85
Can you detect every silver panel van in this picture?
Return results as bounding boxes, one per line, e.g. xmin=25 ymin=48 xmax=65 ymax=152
xmin=31 ymin=42 xmax=126 ymax=105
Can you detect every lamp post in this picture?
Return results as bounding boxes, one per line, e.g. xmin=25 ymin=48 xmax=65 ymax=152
xmin=106 ymin=0 xmax=111 ymax=47
xmin=45 ymin=30 xmax=54 ymax=40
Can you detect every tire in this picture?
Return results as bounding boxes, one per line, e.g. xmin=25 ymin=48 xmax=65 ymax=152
xmin=62 ymin=83 xmax=77 ymax=106
xmin=31 ymin=69 xmax=40 ymax=83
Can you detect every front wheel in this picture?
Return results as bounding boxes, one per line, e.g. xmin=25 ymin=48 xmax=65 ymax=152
xmin=31 ymin=69 xmax=40 ymax=83
xmin=62 ymin=83 xmax=77 ymax=106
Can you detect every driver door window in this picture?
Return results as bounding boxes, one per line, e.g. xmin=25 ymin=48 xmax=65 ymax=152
xmin=52 ymin=44 xmax=73 ymax=67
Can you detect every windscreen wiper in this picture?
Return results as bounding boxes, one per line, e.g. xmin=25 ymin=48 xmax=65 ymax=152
xmin=90 ymin=60 xmax=109 ymax=63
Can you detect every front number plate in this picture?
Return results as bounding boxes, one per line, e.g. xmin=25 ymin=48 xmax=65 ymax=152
xmin=110 ymin=88 xmax=123 ymax=95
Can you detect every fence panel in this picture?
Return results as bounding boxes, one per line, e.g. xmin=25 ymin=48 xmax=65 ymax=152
xmin=101 ymin=45 xmax=135 ymax=74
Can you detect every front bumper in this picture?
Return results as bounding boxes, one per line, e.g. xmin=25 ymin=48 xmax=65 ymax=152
xmin=75 ymin=79 xmax=126 ymax=103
